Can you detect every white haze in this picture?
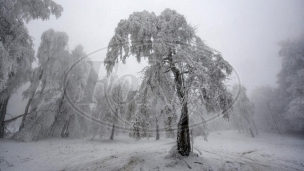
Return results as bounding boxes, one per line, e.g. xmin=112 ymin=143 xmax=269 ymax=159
xmin=7 ymin=0 xmax=304 ymax=120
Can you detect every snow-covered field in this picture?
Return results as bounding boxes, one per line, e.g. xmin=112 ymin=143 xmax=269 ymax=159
xmin=1 ymin=130 xmax=304 ymax=171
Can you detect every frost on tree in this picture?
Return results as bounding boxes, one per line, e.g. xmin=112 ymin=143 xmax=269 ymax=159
xmin=277 ymin=36 xmax=304 ymax=132
xmin=128 ymin=65 xmax=177 ymax=140
xmin=163 ymin=105 xmax=177 ymax=139
xmin=90 ymin=78 xmax=108 ymax=140
xmin=0 ymin=0 xmax=63 ymax=138
xmin=188 ymin=102 xmax=209 ymax=142
xmin=250 ymin=36 xmax=304 ymax=133
xmin=90 ymin=75 xmax=132 ymax=140
xmin=230 ymin=85 xmax=256 ymax=137
xmin=251 ymin=86 xmax=282 ymax=133
xmin=105 ymin=76 xmax=129 ymax=140
xmin=13 ymin=30 xmax=94 ymax=141
xmin=129 ymin=78 xmax=153 ymax=140
xmin=124 ymin=90 xmax=137 ymax=129
xmin=104 ymin=9 xmax=232 ymax=156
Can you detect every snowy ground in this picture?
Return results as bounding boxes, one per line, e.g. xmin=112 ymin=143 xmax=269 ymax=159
xmin=1 ymin=130 xmax=304 ymax=171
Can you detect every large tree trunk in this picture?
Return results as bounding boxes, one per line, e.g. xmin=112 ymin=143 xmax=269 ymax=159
xmin=177 ymin=101 xmax=191 ymax=156
xmin=0 ymin=96 xmax=10 ymax=138
xmin=169 ymin=50 xmax=191 ymax=156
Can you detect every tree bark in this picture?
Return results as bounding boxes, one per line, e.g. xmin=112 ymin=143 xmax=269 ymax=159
xmin=177 ymin=101 xmax=191 ymax=156
xmin=0 ymin=96 xmax=10 ymax=138
xmin=190 ymin=129 xmax=193 ymax=152
xmin=21 ymin=68 xmax=46 ymax=129
xmin=61 ymin=118 xmax=71 ymax=138
xmin=110 ymin=124 xmax=115 ymax=140
xmin=4 ymin=113 xmax=27 ymax=124
xmin=249 ymin=128 xmax=254 ymax=137
xmin=169 ymin=50 xmax=191 ymax=156
xmin=19 ymin=69 xmax=45 ymax=131
xmin=19 ymin=95 xmax=34 ymax=131
xmin=156 ymin=118 xmax=159 ymax=140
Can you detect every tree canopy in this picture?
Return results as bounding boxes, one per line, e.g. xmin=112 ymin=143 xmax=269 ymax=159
xmin=277 ymin=36 xmax=304 ymax=131
xmin=0 ymin=0 xmax=63 ymax=138
xmin=0 ymin=0 xmax=63 ymax=95
xmin=13 ymin=29 xmax=94 ymax=141
xmin=105 ymin=9 xmax=232 ymax=156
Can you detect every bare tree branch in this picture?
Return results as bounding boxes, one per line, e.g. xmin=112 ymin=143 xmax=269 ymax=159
xmin=4 ymin=113 xmax=29 ymax=124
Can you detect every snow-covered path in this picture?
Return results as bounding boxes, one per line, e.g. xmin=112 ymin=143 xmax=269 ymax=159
xmin=1 ymin=131 xmax=304 ymax=171
xmin=195 ymin=131 xmax=304 ymax=171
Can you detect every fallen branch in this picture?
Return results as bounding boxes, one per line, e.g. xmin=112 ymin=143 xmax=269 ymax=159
xmin=181 ymin=159 xmax=192 ymax=169
xmin=194 ymin=161 xmax=203 ymax=165
xmin=241 ymin=150 xmax=256 ymax=156
xmin=4 ymin=113 xmax=29 ymax=124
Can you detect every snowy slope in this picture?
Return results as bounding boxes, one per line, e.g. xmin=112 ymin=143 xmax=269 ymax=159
xmin=1 ymin=131 xmax=304 ymax=171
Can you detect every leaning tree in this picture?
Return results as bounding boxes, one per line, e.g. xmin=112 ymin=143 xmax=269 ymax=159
xmin=0 ymin=0 xmax=63 ymax=138
xmin=104 ymin=9 xmax=232 ymax=156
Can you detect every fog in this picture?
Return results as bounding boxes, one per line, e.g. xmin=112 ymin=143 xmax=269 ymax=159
xmin=26 ymin=0 xmax=304 ymax=90
xmin=2 ymin=1 xmax=304 ymax=170
xmin=7 ymin=0 xmax=303 ymax=118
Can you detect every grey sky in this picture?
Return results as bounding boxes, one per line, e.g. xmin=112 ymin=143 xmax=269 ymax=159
xmin=7 ymin=0 xmax=304 ymax=118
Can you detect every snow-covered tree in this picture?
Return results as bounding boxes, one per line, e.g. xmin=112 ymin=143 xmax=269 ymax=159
xmin=128 ymin=66 xmax=177 ymax=140
xmin=15 ymin=29 xmax=69 ymax=139
xmin=124 ymin=90 xmax=137 ymax=130
xmin=68 ymin=59 xmax=99 ymax=138
xmin=151 ymin=97 xmax=162 ymax=140
xmin=52 ymin=45 xmax=92 ymax=138
xmin=251 ymin=86 xmax=283 ymax=133
xmin=231 ymin=85 xmax=256 ymax=137
xmin=253 ymin=37 xmax=304 ymax=134
xmin=162 ymin=105 xmax=177 ymax=138
xmin=188 ymin=102 xmax=209 ymax=142
xmin=104 ymin=9 xmax=232 ymax=156
xmin=277 ymin=36 xmax=304 ymax=132
xmin=90 ymin=78 xmax=108 ymax=140
xmin=286 ymin=69 xmax=304 ymax=131
xmin=13 ymin=30 xmax=93 ymax=141
xmin=19 ymin=29 xmax=71 ymax=130
xmin=0 ymin=0 xmax=63 ymax=138
xmin=129 ymin=80 xmax=153 ymax=140
xmin=92 ymin=75 xmax=132 ymax=140
xmin=108 ymin=78 xmax=126 ymax=140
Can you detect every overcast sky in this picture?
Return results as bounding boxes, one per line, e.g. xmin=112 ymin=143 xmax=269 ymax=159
xmin=7 ymin=0 xmax=304 ymax=118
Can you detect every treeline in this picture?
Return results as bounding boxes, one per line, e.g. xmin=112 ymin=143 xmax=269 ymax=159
xmin=251 ymin=36 xmax=304 ymax=133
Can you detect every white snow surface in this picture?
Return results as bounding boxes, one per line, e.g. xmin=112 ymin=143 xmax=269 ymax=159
xmin=1 ymin=130 xmax=304 ymax=171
